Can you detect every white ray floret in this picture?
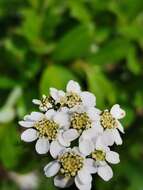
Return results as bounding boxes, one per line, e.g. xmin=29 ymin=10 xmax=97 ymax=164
xmin=19 ymin=110 xmax=77 ymax=157
xmin=44 ymin=147 xmax=95 ymax=190
xmin=51 ymin=80 xmax=96 ymax=111
xmin=98 ymin=104 xmax=126 ymax=146
xmin=80 ymin=137 xmax=120 ymax=181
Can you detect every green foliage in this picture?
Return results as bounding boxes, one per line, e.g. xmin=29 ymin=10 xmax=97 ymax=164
xmin=0 ymin=0 xmax=143 ymax=189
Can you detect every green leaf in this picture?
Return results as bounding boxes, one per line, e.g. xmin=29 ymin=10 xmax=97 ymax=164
xmin=68 ymin=0 xmax=91 ymax=23
xmin=17 ymin=9 xmax=42 ymax=43
xmin=85 ymin=65 xmax=116 ymax=108
xmin=52 ymin=24 xmax=94 ymax=61
xmin=40 ymin=65 xmax=78 ymax=95
xmin=89 ymin=38 xmax=131 ymax=65
xmin=0 ymin=124 xmax=21 ymax=169
xmin=0 ymin=76 xmax=17 ymax=89
xmin=127 ymin=46 xmax=141 ymax=75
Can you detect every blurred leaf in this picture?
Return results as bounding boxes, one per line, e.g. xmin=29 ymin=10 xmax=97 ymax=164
xmin=68 ymin=0 xmax=91 ymax=23
xmin=17 ymin=9 xmax=42 ymax=44
xmin=127 ymin=46 xmax=141 ymax=75
xmin=0 ymin=124 xmax=21 ymax=169
xmin=40 ymin=65 xmax=78 ymax=95
xmin=74 ymin=62 xmax=116 ymax=108
xmin=52 ymin=24 xmax=94 ymax=61
xmin=89 ymin=38 xmax=131 ymax=65
xmin=0 ymin=77 xmax=17 ymax=89
xmin=122 ymin=106 xmax=135 ymax=127
xmin=38 ymin=177 xmax=58 ymax=190
xmin=134 ymin=91 xmax=143 ymax=109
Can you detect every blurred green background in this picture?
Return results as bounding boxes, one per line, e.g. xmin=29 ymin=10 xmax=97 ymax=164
xmin=0 ymin=0 xmax=143 ymax=189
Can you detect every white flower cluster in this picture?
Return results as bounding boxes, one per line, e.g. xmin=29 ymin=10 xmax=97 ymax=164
xmin=19 ymin=80 xmax=126 ymax=190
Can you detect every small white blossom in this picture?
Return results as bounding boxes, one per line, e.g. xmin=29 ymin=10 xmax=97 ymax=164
xmin=44 ymin=147 xmax=95 ymax=190
xmin=19 ymin=110 xmax=75 ymax=157
xmin=91 ymin=138 xmax=120 ymax=181
xmin=51 ymin=80 xmax=96 ymax=112
xmin=32 ymin=95 xmax=53 ymax=112
xmin=98 ymin=104 xmax=126 ymax=146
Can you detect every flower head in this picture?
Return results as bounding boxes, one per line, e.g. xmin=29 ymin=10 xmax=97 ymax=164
xmin=44 ymin=147 xmax=95 ymax=190
xmin=19 ymin=110 xmax=73 ymax=156
xmin=99 ymin=104 xmax=126 ymax=146
xmin=90 ymin=138 xmax=120 ymax=181
xmin=19 ymin=80 xmax=126 ymax=189
xmin=51 ymin=80 xmax=96 ymax=112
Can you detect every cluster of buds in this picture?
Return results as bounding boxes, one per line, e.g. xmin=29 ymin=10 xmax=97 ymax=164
xmin=19 ymin=80 xmax=126 ymax=190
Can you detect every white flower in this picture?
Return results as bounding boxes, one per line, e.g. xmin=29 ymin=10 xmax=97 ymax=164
xmin=9 ymin=171 xmax=38 ymax=190
xmin=32 ymin=95 xmax=53 ymax=112
xmin=79 ymin=108 xmax=103 ymax=155
xmin=44 ymin=147 xmax=95 ymax=190
xmin=89 ymin=138 xmax=120 ymax=181
xmin=52 ymin=80 xmax=96 ymax=111
xmin=19 ymin=110 xmax=76 ymax=157
xmin=98 ymin=104 xmax=126 ymax=146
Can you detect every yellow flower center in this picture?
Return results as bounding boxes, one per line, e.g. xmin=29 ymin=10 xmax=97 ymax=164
xmin=92 ymin=150 xmax=106 ymax=161
xmin=61 ymin=92 xmax=82 ymax=108
xmin=100 ymin=111 xmax=117 ymax=129
xmin=34 ymin=118 xmax=59 ymax=140
xmin=59 ymin=152 xmax=84 ymax=177
xmin=40 ymin=96 xmax=54 ymax=109
xmin=71 ymin=112 xmax=92 ymax=133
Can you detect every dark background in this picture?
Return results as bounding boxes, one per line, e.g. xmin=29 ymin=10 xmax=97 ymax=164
xmin=0 ymin=0 xmax=143 ymax=189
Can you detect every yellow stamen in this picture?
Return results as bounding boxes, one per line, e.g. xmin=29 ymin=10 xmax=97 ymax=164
xmin=100 ymin=110 xmax=117 ymax=129
xmin=34 ymin=118 xmax=59 ymax=140
xmin=59 ymin=152 xmax=84 ymax=177
xmin=71 ymin=112 xmax=92 ymax=133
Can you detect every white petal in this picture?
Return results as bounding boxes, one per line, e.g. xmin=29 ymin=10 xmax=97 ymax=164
xmin=45 ymin=109 xmax=55 ymax=120
xmin=35 ymin=138 xmax=49 ymax=154
xmin=50 ymin=88 xmax=59 ymax=100
xmin=54 ymin=175 xmax=73 ymax=188
xmin=29 ymin=112 xmax=44 ymax=121
xmin=81 ymin=91 xmax=96 ymax=107
xmin=75 ymin=175 xmax=91 ymax=190
xmin=78 ymin=168 xmax=92 ymax=184
xmin=19 ymin=121 xmax=34 ymax=128
xmin=54 ymin=112 xmax=70 ymax=128
xmin=110 ymin=104 xmax=126 ymax=119
xmin=84 ymin=159 xmax=97 ymax=174
xmin=79 ymin=139 xmax=94 ymax=156
xmin=63 ymin=129 xmax=79 ymax=142
xmin=97 ymin=165 xmax=113 ymax=181
xmin=87 ymin=107 xmax=100 ymax=121
xmin=106 ymin=151 xmax=120 ymax=164
xmin=21 ymin=129 xmax=38 ymax=142
xmin=82 ymin=128 xmax=99 ymax=140
xmin=96 ymin=160 xmax=107 ymax=166
xmin=58 ymin=132 xmax=70 ymax=147
xmin=66 ymin=80 xmax=81 ymax=93
xmin=32 ymin=99 xmax=41 ymax=105
xmin=44 ymin=161 xmax=60 ymax=177
xmin=101 ymin=129 xmax=115 ymax=146
xmin=112 ymin=129 xmax=123 ymax=145
xmin=95 ymin=137 xmax=110 ymax=152
xmin=92 ymin=122 xmax=104 ymax=134
xmin=50 ymin=140 xmax=65 ymax=159
xmin=117 ymin=120 xmax=124 ymax=133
